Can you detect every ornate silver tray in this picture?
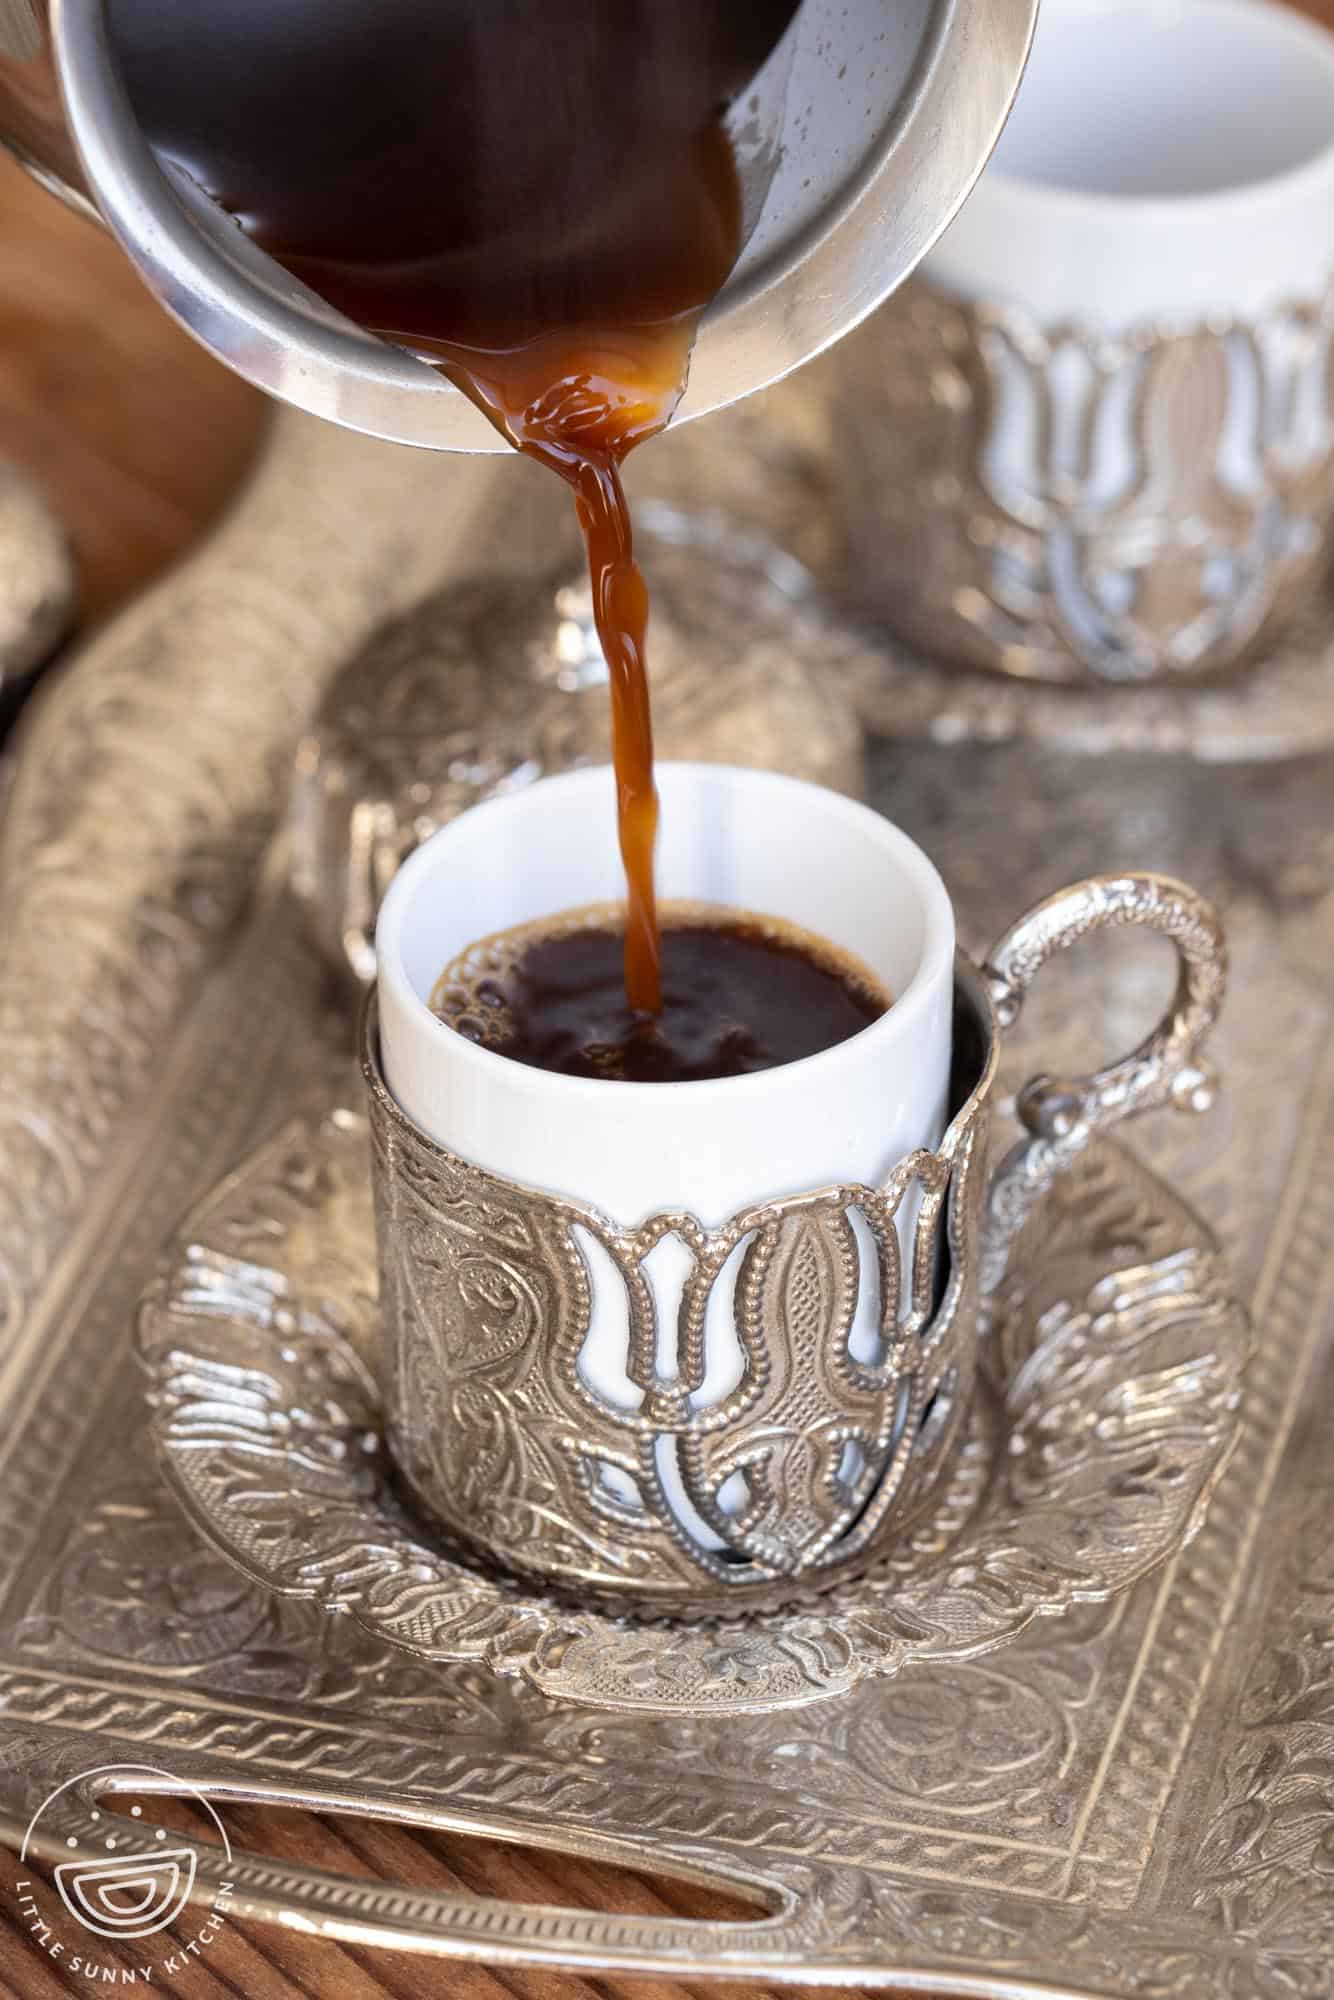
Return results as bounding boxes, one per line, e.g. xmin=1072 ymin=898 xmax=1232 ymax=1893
xmin=1 ymin=410 xmax=1333 ymax=1993
xmin=137 ymin=1109 xmax=1246 ymax=1717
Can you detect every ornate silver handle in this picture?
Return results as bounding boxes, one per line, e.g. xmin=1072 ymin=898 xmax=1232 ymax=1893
xmin=983 ymin=873 xmax=1227 ymax=1142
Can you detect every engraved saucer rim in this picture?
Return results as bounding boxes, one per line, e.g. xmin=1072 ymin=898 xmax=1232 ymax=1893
xmin=137 ymin=1107 xmax=1248 ymax=1717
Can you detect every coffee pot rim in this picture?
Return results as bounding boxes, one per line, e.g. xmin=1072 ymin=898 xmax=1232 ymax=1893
xmin=34 ymin=0 xmax=1037 ymax=450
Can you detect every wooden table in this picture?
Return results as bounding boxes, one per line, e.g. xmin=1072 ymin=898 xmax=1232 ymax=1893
xmin=3 ymin=6 xmax=1333 ymax=1990
xmin=0 ymin=1796 xmax=792 ymax=2000
xmin=0 ymin=158 xmax=263 ymax=628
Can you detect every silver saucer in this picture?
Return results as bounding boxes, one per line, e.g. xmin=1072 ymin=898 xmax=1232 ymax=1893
xmin=848 ymin=574 xmax=1334 ymax=762
xmin=138 ymin=1107 xmax=1246 ymax=1718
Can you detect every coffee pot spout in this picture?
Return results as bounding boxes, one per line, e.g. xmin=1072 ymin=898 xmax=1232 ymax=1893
xmin=1 ymin=0 xmax=1036 ymax=452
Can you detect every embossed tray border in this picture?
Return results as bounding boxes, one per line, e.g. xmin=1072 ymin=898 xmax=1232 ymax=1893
xmin=0 ymin=412 xmax=1330 ymax=1992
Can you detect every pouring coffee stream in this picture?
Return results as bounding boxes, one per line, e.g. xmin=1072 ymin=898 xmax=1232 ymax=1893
xmin=0 ymin=2 xmax=1040 ymax=1008
xmin=0 ymin=1 xmax=1040 ymax=1008
xmin=101 ymin=0 xmax=797 ymax=1017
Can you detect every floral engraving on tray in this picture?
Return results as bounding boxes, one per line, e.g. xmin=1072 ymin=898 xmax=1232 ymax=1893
xmin=1190 ymin=1441 xmax=1334 ymax=1990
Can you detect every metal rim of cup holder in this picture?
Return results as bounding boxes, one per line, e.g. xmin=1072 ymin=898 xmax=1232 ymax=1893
xmin=359 ymin=963 xmax=1000 ymax=1618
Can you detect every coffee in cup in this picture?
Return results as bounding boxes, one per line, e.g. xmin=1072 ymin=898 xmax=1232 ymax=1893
xmin=430 ymin=902 xmax=890 ymax=1084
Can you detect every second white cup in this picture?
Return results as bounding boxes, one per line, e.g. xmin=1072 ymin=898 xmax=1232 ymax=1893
xmin=836 ymin=0 xmax=1334 ymax=685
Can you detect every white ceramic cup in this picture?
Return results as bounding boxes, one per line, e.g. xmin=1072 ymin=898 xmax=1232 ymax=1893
xmin=928 ymin=0 xmax=1334 ymax=327
xmin=376 ymin=763 xmax=955 ymax=1222
xmin=837 ymin=0 xmax=1334 ymax=684
xmin=375 ymin=761 xmax=955 ymax=1545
